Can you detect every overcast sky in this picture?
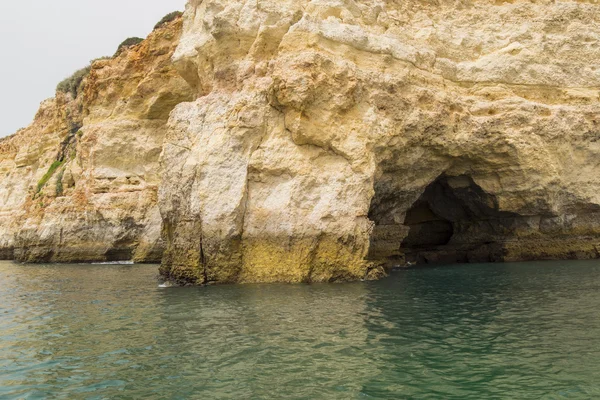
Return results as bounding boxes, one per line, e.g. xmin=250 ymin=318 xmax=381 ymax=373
xmin=0 ymin=0 xmax=185 ymax=137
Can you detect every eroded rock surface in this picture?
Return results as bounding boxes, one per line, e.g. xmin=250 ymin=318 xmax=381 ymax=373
xmin=3 ymin=1 xmax=600 ymax=284
xmin=0 ymin=18 xmax=192 ymax=263
xmin=158 ymin=0 xmax=600 ymax=284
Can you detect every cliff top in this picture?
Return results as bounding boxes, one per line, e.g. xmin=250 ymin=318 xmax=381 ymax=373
xmin=0 ymin=12 xmax=184 ymax=162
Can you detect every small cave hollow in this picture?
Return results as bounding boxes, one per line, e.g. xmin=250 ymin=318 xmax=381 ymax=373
xmin=369 ymin=174 xmax=523 ymax=266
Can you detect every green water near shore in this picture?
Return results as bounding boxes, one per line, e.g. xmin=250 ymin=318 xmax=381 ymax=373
xmin=1 ymin=260 xmax=600 ymax=399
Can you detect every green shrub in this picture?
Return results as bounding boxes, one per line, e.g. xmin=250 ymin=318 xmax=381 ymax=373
xmin=114 ymin=37 xmax=144 ymax=57
xmin=36 ymin=160 xmax=64 ymax=194
xmin=91 ymin=56 xmax=112 ymax=63
xmin=55 ymin=55 xmax=114 ymax=97
xmin=56 ymin=66 xmax=91 ymax=98
xmin=154 ymin=11 xmax=183 ymax=30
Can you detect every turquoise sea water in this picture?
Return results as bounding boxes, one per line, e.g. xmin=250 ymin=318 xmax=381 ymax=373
xmin=1 ymin=260 xmax=600 ymax=399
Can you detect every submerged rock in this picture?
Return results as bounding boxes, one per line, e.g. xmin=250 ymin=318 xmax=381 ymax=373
xmin=3 ymin=1 xmax=600 ymax=285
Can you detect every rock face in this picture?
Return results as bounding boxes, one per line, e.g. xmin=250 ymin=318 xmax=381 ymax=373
xmin=158 ymin=0 xmax=600 ymax=284
xmin=0 ymin=18 xmax=193 ymax=263
xmin=3 ymin=1 xmax=600 ymax=285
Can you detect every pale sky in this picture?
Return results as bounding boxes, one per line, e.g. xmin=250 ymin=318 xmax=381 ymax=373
xmin=0 ymin=0 xmax=186 ymax=137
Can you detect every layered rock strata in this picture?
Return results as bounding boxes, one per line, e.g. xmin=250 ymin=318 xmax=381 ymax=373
xmin=158 ymin=0 xmax=600 ymax=284
xmin=3 ymin=1 xmax=600 ymax=285
xmin=0 ymin=18 xmax=192 ymax=263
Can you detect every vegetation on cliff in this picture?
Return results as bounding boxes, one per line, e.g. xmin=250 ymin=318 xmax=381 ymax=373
xmin=114 ymin=37 xmax=144 ymax=57
xmin=0 ymin=14 xmax=191 ymax=264
xmin=56 ymin=12 xmax=182 ymax=98
xmin=56 ymin=66 xmax=91 ymax=98
xmin=55 ymin=57 xmax=109 ymax=98
xmin=36 ymin=160 xmax=64 ymax=194
xmin=154 ymin=12 xmax=182 ymax=30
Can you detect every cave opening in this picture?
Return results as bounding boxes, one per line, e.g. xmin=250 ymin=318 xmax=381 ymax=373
xmin=369 ymin=174 xmax=522 ymax=266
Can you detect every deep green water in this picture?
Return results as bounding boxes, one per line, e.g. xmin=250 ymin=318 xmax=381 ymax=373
xmin=2 ymin=260 xmax=600 ymax=399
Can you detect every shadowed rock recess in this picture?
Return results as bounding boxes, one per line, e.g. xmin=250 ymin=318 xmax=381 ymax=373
xmin=3 ymin=1 xmax=600 ymax=285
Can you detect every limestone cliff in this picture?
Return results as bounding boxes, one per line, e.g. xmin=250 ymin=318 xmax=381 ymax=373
xmin=158 ymin=0 xmax=600 ymax=285
xmin=3 ymin=1 xmax=600 ymax=286
xmin=0 ymin=18 xmax=192 ymax=263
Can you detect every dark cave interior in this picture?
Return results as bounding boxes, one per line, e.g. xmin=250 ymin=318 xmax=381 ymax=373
xmin=401 ymin=175 xmax=521 ymax=264
xmin=369 ymin=174 xmax=524 ymax=265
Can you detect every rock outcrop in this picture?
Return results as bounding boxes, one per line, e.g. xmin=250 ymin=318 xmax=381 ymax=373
xmin=157 ymin=0 xmax=600 ymax=284
xmin=3 ymin=1 xmax=600 ymax=285
xmin=0 ymin=18 xmax=192 ymax=263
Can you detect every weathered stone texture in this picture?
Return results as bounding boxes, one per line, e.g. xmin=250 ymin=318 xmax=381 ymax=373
xmin=158 ymin=0 xmax=600 ymax=284
xmin=0 ymin=18 xmax=192 ymax=263
xmin=3 ymin=1 xmax=600 ymax=285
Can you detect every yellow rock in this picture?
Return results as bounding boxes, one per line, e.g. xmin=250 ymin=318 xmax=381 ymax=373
xmin=4 ymin=2 xmax=600 ymax=285
xmin=0 ymin=18 xmax=192 ymax=263
xmin=158 ymin=0 xmax=600 ymax=284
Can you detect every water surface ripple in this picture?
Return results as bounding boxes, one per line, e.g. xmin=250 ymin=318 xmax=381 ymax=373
xmin=1 ymin=260 xmax=600 ymax=399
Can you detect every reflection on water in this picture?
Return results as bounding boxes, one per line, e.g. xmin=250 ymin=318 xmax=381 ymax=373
xmin=1 ymin=260 xmax=600 ymax=399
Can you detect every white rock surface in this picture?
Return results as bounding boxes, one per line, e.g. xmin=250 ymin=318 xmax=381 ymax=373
xmin=158 ymin=0 xmax=600 ymax=284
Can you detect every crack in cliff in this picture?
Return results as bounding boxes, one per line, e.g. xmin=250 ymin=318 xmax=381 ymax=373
xmin=165 ymin=142 xmax=192 ymax=151
xmin=199 ymin=233 xmax=208 ymax=284
xmin=305 ymin=232 xmax=324 ymax=284
xmin=237 ymin=180 xmax=251 ymax=280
